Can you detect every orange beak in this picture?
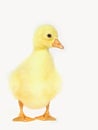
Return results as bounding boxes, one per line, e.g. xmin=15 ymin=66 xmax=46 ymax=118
xmin=52 ymin=39 xmax=64 ymax=49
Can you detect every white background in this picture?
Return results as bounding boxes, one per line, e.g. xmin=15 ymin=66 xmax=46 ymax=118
xmin=0 ymin=0 xmax=98 ymax=129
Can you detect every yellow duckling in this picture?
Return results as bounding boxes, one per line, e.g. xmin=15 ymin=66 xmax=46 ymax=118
xmin=10 ymin=24 xmax=64 ymax=122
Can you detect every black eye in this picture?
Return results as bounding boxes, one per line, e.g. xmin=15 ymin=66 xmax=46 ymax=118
xmin=47 ymin=34 xmax=52 ymax=38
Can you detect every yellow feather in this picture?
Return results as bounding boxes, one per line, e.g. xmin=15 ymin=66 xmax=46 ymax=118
xmin=9 ymin=25 xmax=62 ymax=109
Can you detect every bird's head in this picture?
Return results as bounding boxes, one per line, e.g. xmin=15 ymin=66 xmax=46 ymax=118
xmin=33 ymin=24 xmax=64 ymax=50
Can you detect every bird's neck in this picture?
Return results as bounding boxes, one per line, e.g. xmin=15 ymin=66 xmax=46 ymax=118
xmin=33 ymin=46 xmax=49 ymax=52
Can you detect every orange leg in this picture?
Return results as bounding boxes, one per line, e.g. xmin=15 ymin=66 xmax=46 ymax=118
xmin=13 ymin=100 xmax=34 ymax=122
xmin=35 ymin=103 xmax=56 ymax=121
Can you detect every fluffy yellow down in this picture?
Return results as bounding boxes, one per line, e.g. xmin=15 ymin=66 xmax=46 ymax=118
xmin=9 ymin=25 xmax=62 ymax=109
